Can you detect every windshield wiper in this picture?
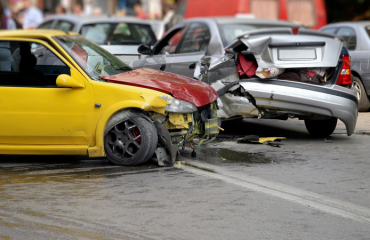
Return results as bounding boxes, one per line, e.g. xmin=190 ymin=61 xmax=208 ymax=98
xmin=116 ymin=66 xmax=132 ymax=71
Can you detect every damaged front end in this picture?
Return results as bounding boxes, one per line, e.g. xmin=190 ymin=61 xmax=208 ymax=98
xmin=194 ymin=28 xmax=358 ymax=136
xmin=149 ymin=96 xmax=221 ymax=166
xmin=149 ymin=98 xmax=220 ymax=166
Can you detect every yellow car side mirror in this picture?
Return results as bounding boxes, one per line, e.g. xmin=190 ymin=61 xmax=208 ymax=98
xmin=56 ymin=74 xmax=84 ymax=88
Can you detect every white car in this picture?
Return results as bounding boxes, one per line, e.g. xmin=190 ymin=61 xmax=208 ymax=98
xmin=37 ymin=15 xmax=158 ymax=63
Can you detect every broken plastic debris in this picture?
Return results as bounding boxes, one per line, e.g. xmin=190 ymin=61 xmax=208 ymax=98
xmin=237 ymin=135 xmax=260 ymax=143
xmin=258 ymin=137 xmax=285 ymax=144
xmin=263 ymin=141 xmax=283 ymax=148
xmin=176 ymin=161 xmax=185 ymax=165
xmin=324 ymin=138 xmax=333 ymax=143
xmin=237 ymin=136 xmax=286 ymax=147
xmin=256 ymin=67 xmax=284 ymax=79
xmin=221 ymin=157 xmax=226 ymax=161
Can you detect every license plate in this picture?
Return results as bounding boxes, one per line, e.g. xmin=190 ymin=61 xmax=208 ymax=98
xmin=278 ymin=48 xmax=317 ymax=61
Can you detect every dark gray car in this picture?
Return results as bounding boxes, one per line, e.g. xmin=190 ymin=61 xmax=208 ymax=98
xmin=320 ymin=21 xmax=370 ymax=111
xmin=130 ymin=17 xmax=301 ymax=78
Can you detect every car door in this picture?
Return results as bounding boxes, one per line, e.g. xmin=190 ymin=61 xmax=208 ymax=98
xmin=169 ymin=22 xmax=211 ymax=78
xmin=359 ymin=25 xmax=370 ymax=93
xmin=130 ymin=25 xmax=186 ymax=71
xmin=0 ymin=38 xmax=93 ymax=146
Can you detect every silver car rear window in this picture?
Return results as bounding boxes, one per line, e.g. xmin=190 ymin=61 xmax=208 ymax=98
xmin=219 ymin=23 xmax=299 ymax=46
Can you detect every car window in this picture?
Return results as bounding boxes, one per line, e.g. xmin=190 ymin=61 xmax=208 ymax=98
xmin=321 ymin=27 xmax=338 ymax=34
xmin=80 ymin=23 xmax=156 ymax=45
xmin=54 ymin=20 xmax=74 ymax=32
xmin=179 ymin=23 xmax=210 ymax=53
xmin=37 ymin=20 xmax=54 ymax=29
xmin=157 ymin=28 xmax=185 ymax=55
xmin=337 ymin=27 xmax=356 ymax=50
xmin=365 ymin=26 xmax=370 ymax=39
xmin=219 ymin=23 xmax=300 ymax=46
xmin=0 ymin=41 xmax=70 ymax=87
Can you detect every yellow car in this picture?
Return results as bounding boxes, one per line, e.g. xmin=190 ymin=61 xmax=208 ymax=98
xmin=0 ymin=30 xmax=220 ymax=166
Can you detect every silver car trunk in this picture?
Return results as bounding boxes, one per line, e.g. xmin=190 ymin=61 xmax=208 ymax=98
xmin=227 ymin=28 xmax=343 ymax=68
xmin=195 ymin=28 xmax=358 ymax=136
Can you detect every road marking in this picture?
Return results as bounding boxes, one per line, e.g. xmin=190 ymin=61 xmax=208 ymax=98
xmin=176 ymin=159 xmax=370 ymax=224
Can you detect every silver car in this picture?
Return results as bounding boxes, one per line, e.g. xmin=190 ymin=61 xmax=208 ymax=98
xmin=37 ymin=15 xmax=157 ymax=63
xmin=133 ymin=22 xmax=358 ymax=137
xmin=320 ymin=21 xmax=370 ymax=112
xmin=130 ymin=17 xmax=301 ymax=78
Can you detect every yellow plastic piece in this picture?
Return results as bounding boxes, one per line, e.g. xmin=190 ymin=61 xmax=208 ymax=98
xmin=258 ymin=137 xmax=286 ymax=144
xmin=165 ymin=113 xmax=193 ymax=129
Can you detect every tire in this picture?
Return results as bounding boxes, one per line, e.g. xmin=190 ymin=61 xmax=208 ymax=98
xmin=304 ymin=117 xmax=338 ymax=137
xmin=104 ymin=110 xmax=158 ymax=166
xmin=352 ymin=76 xmax=370 ymax=112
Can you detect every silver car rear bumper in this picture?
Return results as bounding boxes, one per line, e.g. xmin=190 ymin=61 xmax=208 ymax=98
xmin=238 ymin=79 xmax=358 ymax=136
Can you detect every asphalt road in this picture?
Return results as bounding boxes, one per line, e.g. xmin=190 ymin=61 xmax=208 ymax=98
xmin=1 ymin=114 xmax=370 ymax=239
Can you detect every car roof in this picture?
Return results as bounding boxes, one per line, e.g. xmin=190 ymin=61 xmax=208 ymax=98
xmin=0 ymin=29 xmax=78 ymax=38
xmin=42 ymin=14 xmax=153 ymax=25
xmin=184 ymin=17 xmax=301 ymax=27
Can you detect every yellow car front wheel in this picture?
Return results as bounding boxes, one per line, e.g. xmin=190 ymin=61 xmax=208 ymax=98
xmin=104 ymin=110 xmax=158 ymax=166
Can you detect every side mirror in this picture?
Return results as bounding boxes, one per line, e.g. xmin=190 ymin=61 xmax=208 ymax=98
xmin=137 ymin=44 xmax=153 ymax=55
xmin=56 ymin=74 xmax=84 ymax=88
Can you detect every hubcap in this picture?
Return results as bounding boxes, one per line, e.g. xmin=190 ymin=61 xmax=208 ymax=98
xmin=106 ymin=120 xmax=142 ymax=159
xmin=352 ymin=81 xmax=361 ymax=101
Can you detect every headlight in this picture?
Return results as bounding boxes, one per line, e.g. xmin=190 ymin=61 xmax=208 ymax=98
xmin=165 ymin=99 xmax=197 ymax=113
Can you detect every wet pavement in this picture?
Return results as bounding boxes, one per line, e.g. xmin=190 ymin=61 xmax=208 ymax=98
xmin=1 ymin=114 xmax=370 ymax=239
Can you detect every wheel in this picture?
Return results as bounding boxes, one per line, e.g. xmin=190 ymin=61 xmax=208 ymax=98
xmin=104 ymin=111 xmax=158 ymax=166
xmin=352 ymin=76 xmax=370 ymax=112
xmin=304 ymin=117 xmax=338 ymax=137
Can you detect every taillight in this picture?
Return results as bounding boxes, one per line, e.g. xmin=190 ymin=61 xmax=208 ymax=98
xmin=292 ymin=27 xmax=299 ymax=35
xmin=337 ymin=54 xmax=352 ymax=86
xmin=341 ymin=54 xmax=350 ymax=63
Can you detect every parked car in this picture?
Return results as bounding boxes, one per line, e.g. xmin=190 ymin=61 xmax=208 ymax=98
xmin=320 ymin=21 xmax=370 ymax=111
xmin=0 ymin=30 xmax=220 ymax=166
xmin=134 ymin=24 xmax=358 ymax=137
xmin=130 ymin=17 xmax=301 ymax=78
xmin=37 ymin=15 xmax=157 ymax=63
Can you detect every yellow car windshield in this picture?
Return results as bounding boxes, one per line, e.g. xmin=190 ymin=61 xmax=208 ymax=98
xmin=54 ymin=35 xmax=131 ymax=81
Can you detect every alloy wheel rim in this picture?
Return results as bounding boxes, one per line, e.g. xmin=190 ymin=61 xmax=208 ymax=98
xmin=106 ymin=120 xmax=142 ymax=159
xmin=353 ymin=81 xmax=361 ymax=100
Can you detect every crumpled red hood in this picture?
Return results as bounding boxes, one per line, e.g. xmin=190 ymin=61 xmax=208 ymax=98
xmin=102 ymin=68 xmax=218 ymax=107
